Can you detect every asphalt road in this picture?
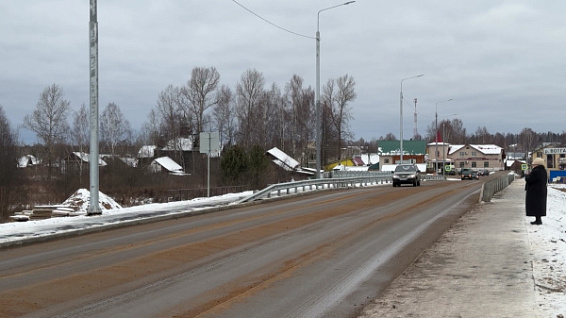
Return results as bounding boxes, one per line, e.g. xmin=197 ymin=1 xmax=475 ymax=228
xmin=0 ymin=177 xmax=488 ymax=318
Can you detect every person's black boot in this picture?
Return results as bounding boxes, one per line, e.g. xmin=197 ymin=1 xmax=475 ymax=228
xmin=531 ymin=217 xmax=542 ymax=225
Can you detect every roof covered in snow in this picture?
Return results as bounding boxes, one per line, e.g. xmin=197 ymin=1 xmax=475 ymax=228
xmin=358 ymin=153 xmax=379 ymax=166
xmin=448 ymin=144 xmax=503 ymax=155
xmin=267 ymin=147 xmax=299 ymax=171
xmin=138 ymin=145 xmax=157 ymax=158
xmin=162 ymin=137 xmax=194 ymax=151
xmin=18 ymin=155 xmax=40 ymax=168
xmin=151 ymin=156 xmax=184 ymax=174
xmin=71 ymin=152 xmax=108 ymax=166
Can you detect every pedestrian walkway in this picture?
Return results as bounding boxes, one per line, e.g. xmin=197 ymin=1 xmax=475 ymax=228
xmin=360 ymin=178 xmax=540 ymax=318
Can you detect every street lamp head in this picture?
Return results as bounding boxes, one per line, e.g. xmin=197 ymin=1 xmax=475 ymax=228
xmin=318 ymin=1 xmax=356 ymax=30
xmin=436 ymin=98 xmax=453 ymax=107
xmin=416 ymin=74 xmax=424 ymax=77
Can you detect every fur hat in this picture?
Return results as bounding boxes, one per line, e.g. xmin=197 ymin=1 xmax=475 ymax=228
xmin=532 ymin=158 xmax=545 ymax=166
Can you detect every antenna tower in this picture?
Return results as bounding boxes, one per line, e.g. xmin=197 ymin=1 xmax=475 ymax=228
xmin=413 ymin=98 xmax=418 ymax=139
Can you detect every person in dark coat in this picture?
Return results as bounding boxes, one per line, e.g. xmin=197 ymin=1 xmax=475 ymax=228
xmin=525 ymin=157 xmax=547 ymax=225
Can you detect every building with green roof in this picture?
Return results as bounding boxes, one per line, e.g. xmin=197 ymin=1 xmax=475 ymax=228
xmin=378 ymin=140 xmax=427 ymax=166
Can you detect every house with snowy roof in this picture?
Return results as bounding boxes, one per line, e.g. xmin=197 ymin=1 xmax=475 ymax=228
xmin=148 ymin=156 xmax=187 ymax=176
xmin=138 ymin=145 xmax=157 ymax=158
xmin=63 ymin=152 xmax=107 ymax=167
xmin=266 ymin=147 xmax=315 ymax=178
xmin=18 ymin=155 xmax=40 ymax=168
xmin=154 ymin=137 xmax=198 ymax=172
xmin=447 ymin=144 xmax=505 ymax=171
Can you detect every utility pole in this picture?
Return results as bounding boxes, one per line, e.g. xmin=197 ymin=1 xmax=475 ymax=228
xmin=413 ymin=98 xmax=418 ymax=140
xmin=87 ymin=0 xmax=101 ymax=215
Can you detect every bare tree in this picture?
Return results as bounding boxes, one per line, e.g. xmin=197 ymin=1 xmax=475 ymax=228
xmin=23 ymin=84 xmax=71 ymax=181
xmin=236 ymin=69 xmax=265 ymax=148
xmin=448 ymin=118 xmax=466 ymax=144
xmin=380 ymin=133 xmax=397 ymax=141
xmin=323 ymin=74 xmax=357 ymax=160
xmin=519 ymin=127 xmax=537 ymax=160
xmin=258 ymin=83 xmax=283 ymax=149
xmin=72 ymin=104 xmax=89 ymax=150
xmin=284 ymin=75 xmax=315 ymax=162
xmin=71 ymin=103 xmax=89 ymax=183
xmin=100 ymin=102 xmax=132 ymax=158
xmin=0 ymin=105 xmax=21 ymax=221
xmin=213 ymin=85 xmax=237 ymax=148
xmin=321 ymin=79 xmax=337 ymax=163
xmin=180 ymin=67 xmax=220 ymax=134
xmin=154 ymin=84 xmax=193 ymax=169
xmin=473 ymin=126 xmax=490 ymax=144
xmin=493 ymin=132 xmax=506 ymax=148
xmin=139 ymin=109 xmax=161 ymax=146
xmin=156 ymin=85 xmax=184 ymax=142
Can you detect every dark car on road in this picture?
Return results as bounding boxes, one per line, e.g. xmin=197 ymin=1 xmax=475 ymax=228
xmin=461 ymin=168 xmax=473 ymax=180
xmin=392 ymin=164 xmax=421 ymax=187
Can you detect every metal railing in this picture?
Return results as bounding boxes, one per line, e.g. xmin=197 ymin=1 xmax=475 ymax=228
xmin=480 ymin=172 xmax=515 ymax=202
xmin=236 ymin=170 xmax=461 ymax=204
xmin=236 ymin=175 xmax=391 ymax=204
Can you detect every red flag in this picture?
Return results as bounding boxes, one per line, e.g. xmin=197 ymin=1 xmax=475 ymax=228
xmin=436 ymin=130 xmax=443 ymax=143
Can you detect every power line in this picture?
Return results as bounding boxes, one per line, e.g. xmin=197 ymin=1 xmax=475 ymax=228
xmin=232 ymin=0 xmax=314 ymax=39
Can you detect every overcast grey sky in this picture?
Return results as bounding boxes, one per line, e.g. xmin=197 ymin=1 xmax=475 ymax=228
xmin=1 ymin=0 xmax=565 ymax=144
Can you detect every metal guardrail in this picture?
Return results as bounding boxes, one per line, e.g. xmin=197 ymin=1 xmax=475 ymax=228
xmin=423 ymin=175 xmax=445 ymax=181
xmin=333 ymin=170 xmax=445 ymax=181
xmin=236 ymin=170 xmax=453 ymax=204
xmin=236 ymin=176 xmax=392 ymax=204
xmin=480 ymin=172 xmax=515 ymax=202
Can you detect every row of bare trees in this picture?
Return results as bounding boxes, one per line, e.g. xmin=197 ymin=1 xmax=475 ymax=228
xmin=17 ymin=68 xmax=357 ymax=175
xmin=0 ymin=67 xmax=356 ymax=219
xmin=143 ymin=67 xmax=356 ymax=167
xmin=20 ymin=84 xmax=134 ymax=182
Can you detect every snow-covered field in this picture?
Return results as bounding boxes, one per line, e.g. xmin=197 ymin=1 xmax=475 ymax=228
xmin=1 ymin=181 xmax=564 ymax=314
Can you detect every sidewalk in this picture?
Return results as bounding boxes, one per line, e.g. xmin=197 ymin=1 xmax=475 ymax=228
xmin=360 ymin=178 xmax=541 ymax=318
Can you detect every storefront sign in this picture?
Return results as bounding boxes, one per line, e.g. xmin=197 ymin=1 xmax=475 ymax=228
xmin=544 ymin=148 xmax=566 ymax=155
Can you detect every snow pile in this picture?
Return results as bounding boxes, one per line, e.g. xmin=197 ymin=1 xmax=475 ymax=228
xmin=61 ymin=188 xmax=122 ymax=213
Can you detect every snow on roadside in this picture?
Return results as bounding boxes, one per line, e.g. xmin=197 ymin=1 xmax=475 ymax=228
xmin=527 ymin=184 xmax=566 ymax=315
xmin=0 ymin=191 xmax=252 ymax=245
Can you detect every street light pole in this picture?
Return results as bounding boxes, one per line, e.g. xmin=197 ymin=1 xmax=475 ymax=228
xmin=316 ymin=1 xmax=355 ymax=179
xmin=399 ymin=74 xmax=423 ymax=164
xmin=87 ymin=0 xmax=101 ymax=215
xmin=435 ymin=98 xmax=453 ymax=174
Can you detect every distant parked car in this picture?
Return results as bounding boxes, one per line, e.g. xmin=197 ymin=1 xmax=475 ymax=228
xmin=472 ymin=171 xmax=480 ymax=180
xmin=461 ymin=168 xmax=473 ymax=180
xmin=392 ymin=164 xmax=421 ymax=187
